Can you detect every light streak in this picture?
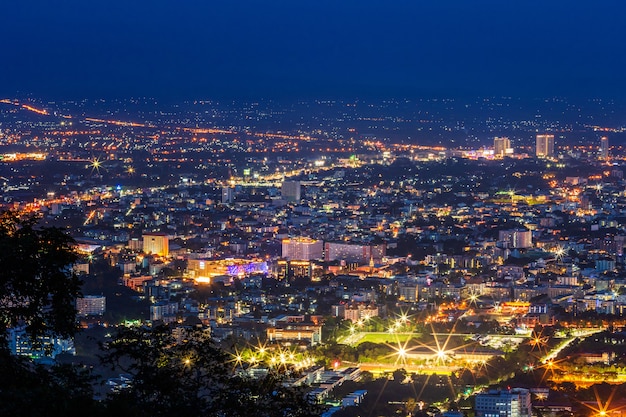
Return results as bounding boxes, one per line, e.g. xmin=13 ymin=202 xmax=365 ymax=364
xmin=21 ymin=104 xmax=48 ymax=115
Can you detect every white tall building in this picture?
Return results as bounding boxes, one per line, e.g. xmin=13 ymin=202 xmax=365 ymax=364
xmin=475 ymin=388 xmax=531 ymax=417
xmin=536 ymin=134 xmax=555 ymax=158
xmin=143 ymin=233 xmax=169 ymax=257
xmin=600 ymin=136 xmax=609 ymax=160
xmin=494 ymin=137 xmax=511 ymax=158
xmin=282 ymin=237 xmax=323 ymax=260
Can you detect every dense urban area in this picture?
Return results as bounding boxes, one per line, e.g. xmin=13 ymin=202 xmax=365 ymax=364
xmin=4 ymin=96 xmax=626 ymax=416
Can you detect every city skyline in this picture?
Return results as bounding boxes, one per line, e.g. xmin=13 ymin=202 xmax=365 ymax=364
xmin=5 ymin=3 xmax=626 ymax=416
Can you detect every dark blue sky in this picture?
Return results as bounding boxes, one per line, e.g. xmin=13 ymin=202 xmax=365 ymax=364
xmin=2 ymin=1 xmax=626 ymax=100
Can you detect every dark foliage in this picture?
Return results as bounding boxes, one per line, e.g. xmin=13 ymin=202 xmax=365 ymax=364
xmin=101 ymin=325 xmax=323 ymax=417
xmin=0 ymin=349 xmax=101 ymax=417
xmin=0 ymin=211 xmax=81 ymax=342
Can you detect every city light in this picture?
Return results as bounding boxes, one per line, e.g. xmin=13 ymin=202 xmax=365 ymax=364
xmin=2 ymin=92 xmax=624 ymax=416
xmin=580 ymin=387 xmax=624 ymax=417
xmin=4 ymin=2 xmax=626 ymax=416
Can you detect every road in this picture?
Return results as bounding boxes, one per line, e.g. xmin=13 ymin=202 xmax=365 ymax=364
xmin=541 ymin=327 xmax=605 ymax=364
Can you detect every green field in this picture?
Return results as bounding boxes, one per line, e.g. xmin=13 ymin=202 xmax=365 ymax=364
xmin=339 ymin=332 xmax=421 ymax=346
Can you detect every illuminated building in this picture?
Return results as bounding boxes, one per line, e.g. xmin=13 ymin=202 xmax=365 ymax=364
xmin=398 ymin=283 xmax=420 ymax=302
xmin=281 ymin=181 xmax=301 ymax=202
xmin=475 ymin=388 xmax=531 ymax=417
xmin=600 ymin=136 xmax=609 ymax=160
xmin=498 ymin=229 xmax=532 ymax=249
xmin=187 ymin=258 xmax=212 ymax=281
xmin=76 ymin=295 xmax=106 ymax=316
xmin=150 ymin=301 xmax=178 ymax=322
xmin=202 ymin=302 xmax=237 ymax=324
xmin=493 ymin=137 xmax=511 ymax=158
xmin=142 ymin=233 xmax=169 ymax=257
xmin=266 ymin=323 xmax=322 ymax=345
xmin=324 ymin=242 xmax=386 ymax=264
xmin=128 ymin=237 xmax=142 ymax=251
xmin=497 ymin=265 xmax=525 ymax=280
xmin=7 ymin=326 xmax=75 ymax=360
xmin=535 ymin=134 xmax=555 ymax=158
xmin=73 ymin=262 xmax=90 ymax=275
xmin=282 ymin=237 xmax=323 ymax=260
xmin=276 ymin=259 xmax=315 ymax=280
xmin=343 ymin=303 xmax=379 ymax=322
xmin=123 ymin=274 xmax=152 ymax=291
xmin=187 ymin=258 xmax=269 ymax=282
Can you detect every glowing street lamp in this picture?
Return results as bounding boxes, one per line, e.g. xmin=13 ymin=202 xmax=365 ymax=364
xmin=88 ymin=156 xmax=104 ymax=175
xmin=553 ymin=245 xmax=566 ymax=262
xmin=257 ymin=344 xmax=267 ymax=356
xmin=436 ymin=349 xmax=448 ymax=363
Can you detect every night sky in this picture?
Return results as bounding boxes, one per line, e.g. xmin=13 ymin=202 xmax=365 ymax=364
xmin=2 ymin=1 xmax=626 ymax=100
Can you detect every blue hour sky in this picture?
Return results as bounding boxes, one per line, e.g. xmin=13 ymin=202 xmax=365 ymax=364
xmin=1 ymin=1 xmax=626 ymax=100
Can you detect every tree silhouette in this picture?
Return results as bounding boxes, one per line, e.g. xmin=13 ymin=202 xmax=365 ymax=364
xmin=101 ymin=325 xmax=322 ymax=417
xmin=0 ymin=211 xmax=81 ymax=344
xmin=0 ymin=211 xmax=97 ymax=416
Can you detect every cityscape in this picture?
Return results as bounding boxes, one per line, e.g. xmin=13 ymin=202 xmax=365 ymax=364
xmin=3 ymin=95 xmax=626 ymax=416
xmin=3 ymin=2 xmax=626 ymax=417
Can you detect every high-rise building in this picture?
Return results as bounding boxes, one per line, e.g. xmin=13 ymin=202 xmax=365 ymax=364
xmin=143 ymin=233 xmax=169 ymax=257
xmin=475 ymin=388 xmax=531 ymax=417
xmin=128 ymin=237 xmax=142 ymax=251
xmin=221 ymin=186 xmax=234 ymax=204
xmin=76 ymin=295 xmax=106 ymax=316
xmin=494 ymin=137 xmax=511 ymax=158
xmin=536 ymin=134 xmax=555 ymax=158
xmin=600 ymin=136 xmax=609 ymax=160
xmin=282 ymin=237 xmax=323 ymax=260
xmin=276 ymin=259 xmax=313 ymax=280
xmin=281 ymin=181 xmax=301 ymax=202
xmin=498 ymin=229 xmax=533 ymax=249
xmin=150 ymin=301 xmax=179 ymax=322
xmin=8 ymin=326 xmax=75 ymax=360
xmin=324 ymin=241 xmax=386 ymax=264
